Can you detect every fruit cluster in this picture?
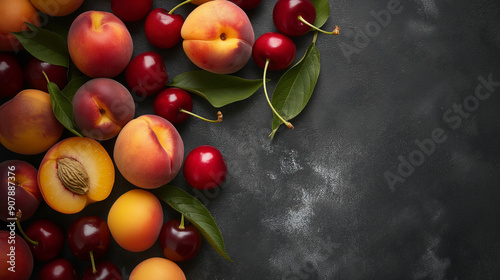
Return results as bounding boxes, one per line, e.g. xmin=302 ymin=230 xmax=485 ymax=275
xmin=1 ymin=0 xmax=339 ymax=279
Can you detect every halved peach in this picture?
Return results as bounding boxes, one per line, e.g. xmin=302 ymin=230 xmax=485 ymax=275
xmin=38 ymin=137 xmax=115 ymax=214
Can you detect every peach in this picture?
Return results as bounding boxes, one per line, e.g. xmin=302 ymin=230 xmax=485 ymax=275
xmin=129 ymin=257 xmax=186 ymax=280
xmin=107 ymin=189 xmax=163 ymax=252
xmin=0 ymin=231 xmax=34 ymax=280
xmin=0 ymin=0 xmax=40 ymax=52
xmin=38 ymin=137 xmax=115 ymax=214
xmin=30 ymin=0 xmax=84 ymax=17
xmin=113 ymin=115 xmax=184 ymax=189
xmin=0 ymin=160 xmax=41 ymax=222
xmin=0 ymin=89 xmax=64 ymax=155
xmin=181 ymin=0 xmax=255 ymax=74
xmin=73 ymin=78 xmax=135 ymax=141
xmin=68 ymin=10 xmax=133 ymax=78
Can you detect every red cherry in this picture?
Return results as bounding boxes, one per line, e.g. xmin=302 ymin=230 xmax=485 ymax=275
xmin=38 ymin=258 xmax=78 ymax=280
xmin=125 ymin=51 xmax=168 ymax=97
xmin=82 ymin=260 xmax=123 ymax=280
xmin=144 ymin=8 xmax=184 ymax=49
xmin=252 ymin=32 xmax=296 ymax=129
xmin=154 ymin=87 xmax=223 ymax=125
xmin=230 ymin=0 xmax=263 ymax=10
xmin=66 ymin=216 xmax=111 ymax=261
xmin=24 ymin=56 xmax=68 ymax=92
xmin=183 ymin=145 xmax=228 ymax=190
xmin=0 ymin=53 xmax=24 ymax=99
xmin=111 ymin=0 xmax=153 ymax=22
xmin=273 ymin=0 xmax=316 ymax=37
xmin=24 ymin=219 xmax=64 ymax=262
xmin=159 ymin=218 xmax=202 ymax=262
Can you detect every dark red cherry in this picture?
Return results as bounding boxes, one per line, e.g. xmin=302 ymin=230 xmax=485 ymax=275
xmin=159 ymin=218 xmax=202 ymax=261
xmin=144 ymin=8 xmax=184 ymax=49
xmin=66 ymin=216 xmax=111 ymax=261
xmin=154 ymin=87 xmax=193 ymax=125
xmin=273 ymin=0 xmax=316 ymax=37
xmin=82 ymin=260 xmax=123 ymax=280
xmin=230 ymin=0 xmax=263 ymax=10
xmin=252 ymin=32 xmax=296 ymax=71
xmin=24 ymin=219 xmax=64 ymax=262
xmin=38 ymin=258 xmax=78 ymax=280
xmin=183 ymin=145 xmax=228 ymax=190
xmin=125 ymin=51 xmax=168 ymax=97
xmin=111 ymin=0 xmax=153 ymax=22
xmin=0 ymin=53 xmax=24 ymax=99
xmin=24 ymin=56 xmax=68 ymax=92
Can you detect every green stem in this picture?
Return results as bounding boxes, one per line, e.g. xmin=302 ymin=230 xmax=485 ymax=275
xmin=169 ymin=0 xmax=192 ymax=14
xmin=263 ymin=59 xmax=294 ymax=129
xmin=89 ymin=251 xmax=96 ymax=274
xmin=298 ymin=15 xmax=340 ymax=35
xmin=179 ymin=109 xmax=222 ymax=123
xmin=179 ymin=214 xmax=186 ymax=230
xmin=15 ymin=211 xmax=39 ymax=246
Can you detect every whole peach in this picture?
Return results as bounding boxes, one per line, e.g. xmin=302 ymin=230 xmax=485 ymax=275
xmin=181 ymin=0 xmax=254 ymax=74
xmin=107 ymin=189 xmax=163 ymax=252
xmin=68 ymin=10 xmax=133 ymax=78
xmin=38 ymin=137 xmax=115 ymax=214
xmin=0 ymin=160 xmax=41 ymax=222
xmin=73 ymin=78 xmax=135 ymax=141
xmin=129 ymin=257 xmax=186 ymax=280
xmin=113 ymin=115 xmax=184 ymax=189
xmin=0 ymin=0 xmax=40 ymax=52
xmin=0 ymin=89 xmax=64 ymax=155
xmin=30 ymin=0 xmax=84 ymax=17
xmin=0 ymin=231 xmax=34 ymax=280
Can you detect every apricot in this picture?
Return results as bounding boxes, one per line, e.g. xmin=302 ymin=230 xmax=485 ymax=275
xmin=107 ymin=189 xmax=163 ymax=252
xmin=68 ymin=10 xmax=133 ymax=78
xmin=30 ymin=0 xmax=84 ymax=17
xmin=129 ymin=257 xmax=186 ymax=280
xmin=0 ymin=0 xmax=40 ymax=52
xmin=38 ymin=137 xmax=115 ymax=214
xmin=181 ymin=0 xmax=255 ymax=74
xmin=73 ymin=78 xmax=135 ymax=141
xmin=113 ymin=115 xmax=184 ymax=189
xmin=0 ymin=89 xmax=64 ymax=155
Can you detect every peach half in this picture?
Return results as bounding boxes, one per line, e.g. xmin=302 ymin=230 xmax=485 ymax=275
xmin=73 ymin=78 xmax=135 ymax=141
xmin=181 ymin=0 xmax=255 ymax=74
xmin=0 ymin=89 xmax=64 ymax=155
xmin=113 ymin=115 xmax=184 ymax=189
xmin=38 ymin=137 xmax=115 ymax=214
xmin=68 ymin=10 xmax=133 ymax=78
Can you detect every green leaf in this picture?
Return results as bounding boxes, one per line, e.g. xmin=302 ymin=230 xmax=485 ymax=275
xmin=46 ymin=74 xmax=84 ymax=137
xmin=169 ymin=70 xmax=263 ymax=108
xmin=154 ymin=185 xmax=232 ymax=261
xmin=12 ymin=22 xmax=69 ymax=67
xmin=311 ymin=0 xmax=330 ymax=28
xmin=270 ymin=40 xmax=321 ymax=139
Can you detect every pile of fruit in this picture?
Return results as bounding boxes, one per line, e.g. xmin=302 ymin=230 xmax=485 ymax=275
xmin=0 ymin=0 xmax=339 ymax=279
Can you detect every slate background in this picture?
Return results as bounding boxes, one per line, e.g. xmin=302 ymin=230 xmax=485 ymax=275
xmin=1 ymin=0 xmax=500 ymax=279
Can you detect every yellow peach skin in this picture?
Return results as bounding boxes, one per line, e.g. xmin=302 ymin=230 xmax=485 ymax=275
xmin=68 ymin=10 xmax=133 ymax=78
xmin=181 ymin=0 xmax=254 ymax=74
xmin=108 ymin=189 xmax=164 ymax=252
xmin=130 ymin=257 xmax=186 ymax=280
xmin=0 ymin=89 xmax=64 ymax=155
xmin=0 ymin=0 xmax=40 ymax=52
xmin=38 ymin=137 xmax=115 ymax=214
xmin=113 ymin=115 xmax=184 ymax=189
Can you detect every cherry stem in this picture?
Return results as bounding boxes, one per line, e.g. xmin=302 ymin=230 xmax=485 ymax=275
xmin=298 ymin=15 xmax=340 ymax=35
xmin=89 ymin=250 xmax=97 ymax=274
xmin=179 ymin=109 xmax=223 ymax=123
xmin=169 ymin=0 xmax=192 ymax=14
xmin=263 ymin=59 xmax=294 ymax=130
xmin=15 ymin=210 xmax=39 ymax=246
xmin=179 ymin=214 xmax=186 ymax=230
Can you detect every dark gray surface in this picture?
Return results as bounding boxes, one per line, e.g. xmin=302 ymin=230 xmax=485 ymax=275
xmin=1 ymin=0 xmax=500 ymax=279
